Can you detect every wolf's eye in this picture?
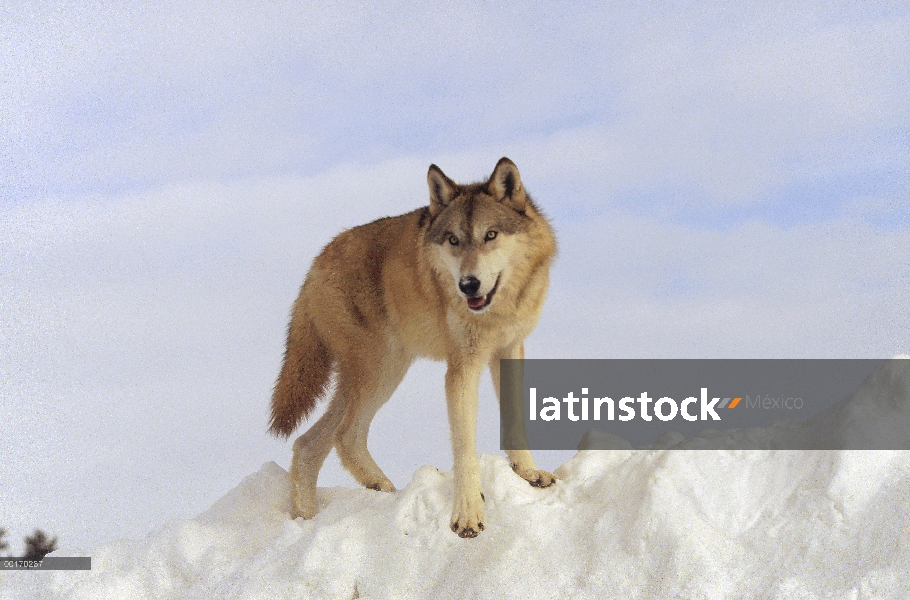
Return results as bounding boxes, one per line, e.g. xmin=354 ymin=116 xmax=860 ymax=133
xmin=484 ymin=230 xmax=498 ymax=241
xmin=448 ymin=235 xmax=459 ymax=246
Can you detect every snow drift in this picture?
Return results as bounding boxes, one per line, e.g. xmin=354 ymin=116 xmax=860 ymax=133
xmin=5 ymin=358 xmax=910 ymax=599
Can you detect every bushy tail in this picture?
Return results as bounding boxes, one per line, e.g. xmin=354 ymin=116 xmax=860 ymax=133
xmin=269 ymin=311 xmax=332 ymax=438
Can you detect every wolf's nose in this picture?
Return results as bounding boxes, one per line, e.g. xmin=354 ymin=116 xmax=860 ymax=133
xmin=459 ymin=276 xmax=481 ymax=296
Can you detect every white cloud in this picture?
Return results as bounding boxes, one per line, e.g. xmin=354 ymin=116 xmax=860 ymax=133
xmin=3 ymin=3 xmax=906 ymax=207
xmin=538 ymin=210 xmax=910 ymax=359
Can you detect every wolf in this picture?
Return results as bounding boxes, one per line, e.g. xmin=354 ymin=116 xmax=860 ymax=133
xmin=269 ymin=157 xmax=557 ymax=537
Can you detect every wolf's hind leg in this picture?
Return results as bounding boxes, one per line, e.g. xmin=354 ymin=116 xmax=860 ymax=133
xmin=289 ymin=390 xmax=346 ymax=519
xmin=335 ymin=354 xmax=410 ymax=493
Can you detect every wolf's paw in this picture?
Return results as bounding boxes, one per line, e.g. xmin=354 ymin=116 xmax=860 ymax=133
xmin=450 ymin=514 xmax=485 ymax=538
xmin=291 ymin=499 xmax=318 ymax=520
xmin=512 ymin=465 xmax=558 ymax=488
xmin=450 ymin=492 xmax=486 ymax=538
xmin=365 ymin=479 xmax=396 ymax=493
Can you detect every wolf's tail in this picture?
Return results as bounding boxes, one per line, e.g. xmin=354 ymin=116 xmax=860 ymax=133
xmin=269 ymin=306 xmax=332 ymax=438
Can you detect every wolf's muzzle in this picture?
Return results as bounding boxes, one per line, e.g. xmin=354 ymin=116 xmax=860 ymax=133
xmin=461 ymin=274 xmax=500 ymax=311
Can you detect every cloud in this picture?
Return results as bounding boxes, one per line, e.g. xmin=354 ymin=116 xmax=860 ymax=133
xmin=539 ymin=211 xmax=910 ymax=359
xmin=3 ymin=3 xmax=907 ymax=212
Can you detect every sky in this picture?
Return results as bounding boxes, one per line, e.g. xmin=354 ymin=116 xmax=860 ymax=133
xmin=1 ymin=1 xmax=908 ymax=553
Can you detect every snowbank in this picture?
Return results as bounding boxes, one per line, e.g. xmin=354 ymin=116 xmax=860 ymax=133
xmin=5 ymin=359 xmax=910 ymax=599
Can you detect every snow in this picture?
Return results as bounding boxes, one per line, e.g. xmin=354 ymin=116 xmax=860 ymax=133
xmin=5 ymin=358 xmax=910 ymax=599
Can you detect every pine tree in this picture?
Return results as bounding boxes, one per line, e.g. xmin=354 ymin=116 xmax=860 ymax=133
xmin=22 ymin=529 xmax=57 ymax=561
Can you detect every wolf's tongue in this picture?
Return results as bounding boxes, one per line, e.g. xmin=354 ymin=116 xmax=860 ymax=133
xmin=467 ymin=296 xmax=486 ymax=309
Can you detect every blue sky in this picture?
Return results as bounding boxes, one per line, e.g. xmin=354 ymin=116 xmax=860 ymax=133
xmin=1 ymin=2 xmax=908 ymax=552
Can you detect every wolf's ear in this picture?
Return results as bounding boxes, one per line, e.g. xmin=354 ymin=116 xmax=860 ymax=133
xmin=488 ymin=157 xmax=526 ymax=212
xmin=428 ymin=165 xmax=458 ymax=217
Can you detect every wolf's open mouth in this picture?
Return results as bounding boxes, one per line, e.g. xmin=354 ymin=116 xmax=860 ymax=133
xmin=466 ymin=275 xmax=500 ymax=311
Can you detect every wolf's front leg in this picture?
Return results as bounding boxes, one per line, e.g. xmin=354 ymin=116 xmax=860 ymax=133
xmin=490 ymin=342 xmax=558 ymax=488
xmin=445 ymin=360 xmax=486 ymax=538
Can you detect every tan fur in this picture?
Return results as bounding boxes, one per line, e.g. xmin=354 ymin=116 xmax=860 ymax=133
xmin=270 ymin=157 xmax=557 ymax=537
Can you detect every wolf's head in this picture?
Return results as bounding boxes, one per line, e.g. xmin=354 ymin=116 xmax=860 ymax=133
xmin=424 ymin=158 xmax=546 ymax=314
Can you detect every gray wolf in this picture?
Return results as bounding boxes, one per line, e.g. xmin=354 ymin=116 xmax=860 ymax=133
xmin=269 ymin=157 xmax=557 ymax=537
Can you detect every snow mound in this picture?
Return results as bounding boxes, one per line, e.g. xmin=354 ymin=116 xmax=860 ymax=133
xmin=11 ymin=453 xmax=910 ymax=599
xmin=6 ymin=359 xmax=910 ymax=599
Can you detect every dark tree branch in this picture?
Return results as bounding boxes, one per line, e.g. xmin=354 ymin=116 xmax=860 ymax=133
xmin=23 ymin=529 xmax=58 ymax=561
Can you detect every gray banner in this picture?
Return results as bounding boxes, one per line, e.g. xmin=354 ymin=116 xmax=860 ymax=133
xmin=0 ymin=557 xmax=91 ymax=570
xmin=500 ymin=359 xmax=910 ymax=450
